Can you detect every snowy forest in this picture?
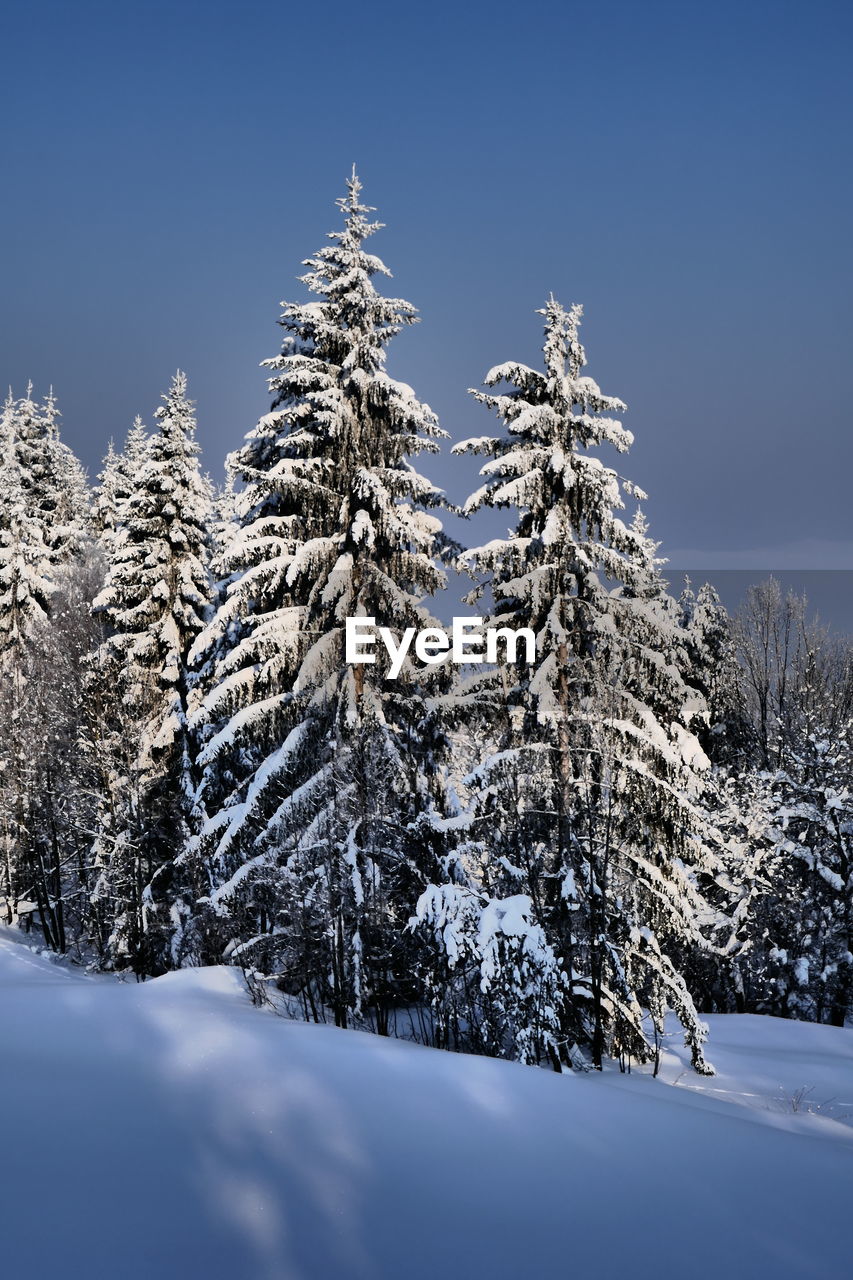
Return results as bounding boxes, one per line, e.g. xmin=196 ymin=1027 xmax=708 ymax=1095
xmin=2 ymin=173 xmax=851 ymax=1076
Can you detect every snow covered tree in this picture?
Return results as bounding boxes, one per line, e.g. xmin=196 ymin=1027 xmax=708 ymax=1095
xmin=0 ymin=385 xmax=92 ymax=941
xmin=93 ymin=416 xmax=149 ymax=541
xmin=0 ymin=551 xmax=105 ymax=950
xmin=0 ymin=402 xmax=54 ymax=663
xmin=186 ymin=171 xmax=453 ymax=1031
xmin=414 ymin=882 xmax=565 ymax=1066
xmin=677 ymin=579 xmax=754 ymax=766
xmin=35 ymin=388 xmax=90 ymax=563
xmin=4 ymin=385 xmax=89 ymax=561
xmin=422 ymin=297 xmax=721 ymax=1072
xmin=91 ymin=372 xmax=211 ymax=974
xmin=0 ymin=385 xmax=89 ymax=661
xmin=93 ymin=439 xmax=122 ymax=538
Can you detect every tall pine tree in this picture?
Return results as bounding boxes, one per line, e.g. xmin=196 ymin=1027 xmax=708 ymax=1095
xmin=91 ymin=372 xmax=210 ymax=974
xmin=186 ymin=172 xmax=453 ymax=1032
xmin=418 ymin=298 xmax=720 ymax=1071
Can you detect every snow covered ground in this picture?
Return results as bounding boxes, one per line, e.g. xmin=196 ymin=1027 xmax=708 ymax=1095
xmin=1 ymin=927 xmax=851 ymax=1280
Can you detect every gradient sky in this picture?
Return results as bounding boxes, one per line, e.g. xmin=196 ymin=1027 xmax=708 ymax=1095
xmin=1 ymin=0 xmax=851 ymax=573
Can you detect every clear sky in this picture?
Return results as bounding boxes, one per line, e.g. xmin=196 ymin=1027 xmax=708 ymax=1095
xmin=1 ymin=0 xmax=851 ymax=572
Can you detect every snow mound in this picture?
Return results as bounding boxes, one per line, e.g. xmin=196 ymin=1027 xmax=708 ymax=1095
xmin=0 ymin=928 xmax=851 ymax=1280
xmin=142 ymin=962 xmax=250 ymax=1001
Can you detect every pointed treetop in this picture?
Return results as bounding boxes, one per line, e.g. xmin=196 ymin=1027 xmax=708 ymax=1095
xmin=153 ymin=372 xmax=200 ymax=461
xmin=43 ymin=387 xmax=60 ymax=437
xmin=537 ymin=296 xmax=586 ymax=381
xmin=156 ymin=370 xmax=193 ymax=421
xmin=331 ymin=166 xmax=384 ymax=251
xmin=339 ymin=164 xmax=369 ymax=211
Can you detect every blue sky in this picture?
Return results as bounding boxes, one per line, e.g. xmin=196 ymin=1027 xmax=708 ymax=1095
xmin=1 ymin=0 xmax=851 ymax=571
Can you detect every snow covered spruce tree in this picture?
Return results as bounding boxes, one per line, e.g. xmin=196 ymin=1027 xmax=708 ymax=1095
xmin=0 ymin=385 xmax=90 ymax=660
xmin=0 ymin=385 xmax=90 ymax=933
xmin=416 ymin=298 xmax=721 ymax=1072
xmin=93 ymin=415 xmax=149 ymax=542
xmin=33 ymin=388 xmax=90 ymax=564
xmin=677 ymin=579 xmax=754 ymax=766
xmin=0 ymin=394 xmax=55 ymax=664
xmin=0 ymin=409 xmax=51 ymax=927
xmin=89 ymin=372 xmax=210 ymax=975
xmin=185 ymin=172 xmax=453 ymax=1032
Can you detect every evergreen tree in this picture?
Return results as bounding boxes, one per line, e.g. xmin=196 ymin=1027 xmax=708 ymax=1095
xmin=186 ymin=171 xmax=453 ymax=1032
xmin=0 ymin=395 xmax=54 ymax=662
xmin=419 ymin=298 xmax=720 ymax=1072
xmin=0 ymin=385 xmax=89 ymax=660
xmin=0 ymin=453 xmax=51 ymax=923
xmin=7 ymin=385 xmax=89 ymax=561
xmin=93 ymin=416 xmax=149 ymax=540
xmin=93 ymin=439 xmax=122 ymax=538
xmin=37 ymin=389 xmax=91 ymax=563
xmin=91 ymin=371 xmax=210 ymax=974
xmin=678 ymin=579 xmax=755 ymax=766
xmin=0 ymin=384 xmax=90 ymax=936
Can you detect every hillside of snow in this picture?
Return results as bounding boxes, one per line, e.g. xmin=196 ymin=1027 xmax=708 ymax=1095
xmin=1 ymin=926 xmax=851 ymax=1280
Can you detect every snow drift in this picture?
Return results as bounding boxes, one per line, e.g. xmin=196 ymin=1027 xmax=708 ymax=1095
xmin=1 ymin=927 xmax=851 ymax=1280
